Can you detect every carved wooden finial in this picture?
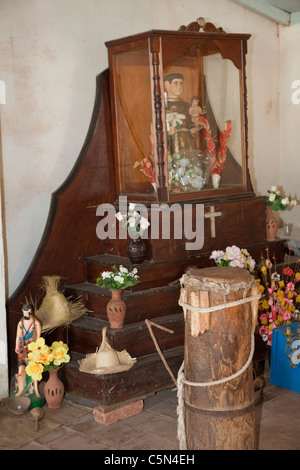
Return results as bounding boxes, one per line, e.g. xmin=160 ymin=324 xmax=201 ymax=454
xmin=178 ymin=17 xmax=225 ymax=33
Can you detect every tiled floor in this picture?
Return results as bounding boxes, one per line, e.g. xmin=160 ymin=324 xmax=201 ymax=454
xmin=3 ymin=362 xmax=300 ymax=451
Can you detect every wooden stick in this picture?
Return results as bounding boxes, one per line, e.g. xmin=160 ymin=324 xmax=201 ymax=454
xmin=145 ymin=319 xmax=177 ymax=387
xmin=250 ymin=284 xmax=260 ymax=332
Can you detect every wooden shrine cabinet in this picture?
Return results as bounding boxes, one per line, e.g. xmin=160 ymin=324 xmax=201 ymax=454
xmin=104 ymin=18 xmax=278 ymax=264
xmin=6 ymin=18 xmax=285 ymax=410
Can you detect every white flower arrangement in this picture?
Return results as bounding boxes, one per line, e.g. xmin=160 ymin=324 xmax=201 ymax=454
xmin=116 ymin=203 xmax=150 ymax=239
xmin=210 ymin=245 xmax=256 ymax=272
xmin=266 ymin=186 xmax=297 ymax=211
xmin=96 ymin=265 xmax=139 ymax=291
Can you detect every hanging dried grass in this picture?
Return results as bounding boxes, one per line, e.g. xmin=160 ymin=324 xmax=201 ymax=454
xmin=34 ymin=275 xmax=88 ymax=333
xmin=78 ymin=326 xmax=137 ymax=375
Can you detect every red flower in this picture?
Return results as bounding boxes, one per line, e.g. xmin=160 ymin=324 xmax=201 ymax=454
xmin=283 ymin=267 xmax=294 ymax=276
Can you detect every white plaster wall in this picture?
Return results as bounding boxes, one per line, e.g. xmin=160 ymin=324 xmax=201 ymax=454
xmin=278 ymin=22 xmax=300 ymax=228
xmin=0 ymin=184 xmax=8 ymax=399
xmin=0 ymin=0 xmax=280 ymax=300
xmin=0 ymin=96 xmax=8 ymax=399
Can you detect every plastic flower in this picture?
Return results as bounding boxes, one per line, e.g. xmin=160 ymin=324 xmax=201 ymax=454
xmin=210 ymin=250 xmax=225 ymax=262
xmin=166 ymin=111 xmax=186 ymax=129
xmin=96 ymin=264 xmax=139 ymax=291
xmin=27 ymin=338 xmax=53 ymax=365
xmin=266 ymin=187 xmax=297 ymax=211
xmin=50 ymin=341 xmax=70 ymax=366
xmin=226 ymin=245 xmax=241 ymax=260
xmin=115 ymin=203 xmax=150 ymax=238
xmin=260 ymin=299 xmax=270 ymax=310
xmin=25 ymin=361 xmax=44 ymax=381
xmin=257 ymin=256 xmax=300 ymax=345
xmin=283 ymin=267 xmax=294 ymax=276
xmin=210 ymin=245 xmax=255 ymax=272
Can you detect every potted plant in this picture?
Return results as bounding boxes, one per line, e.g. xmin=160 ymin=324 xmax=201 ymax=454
xmin=116 ymin=203 xmax=150 ymax=263
xmin=265 ymin=186 xmax=297 ymax=241
xmin=96 ymin=265 xmax=139 ymax=328
xmin=25 ymin=337 xmax=70 ymax=409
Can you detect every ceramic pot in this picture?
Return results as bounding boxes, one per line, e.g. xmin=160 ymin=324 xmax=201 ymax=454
xmin=106 ymin=290 xmax=126 ymax=329
xmin=212 ymin=173 xmax=221 ymax=188
xmin=266 ymin=206 xmax=278 ymax=241
xmin=44 ymin=368 xmax=64 ymax=409
xmin=126 ymin=237 xmax=147 ymax=264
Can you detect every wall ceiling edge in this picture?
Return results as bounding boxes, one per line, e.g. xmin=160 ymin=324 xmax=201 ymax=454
xmin=231 ymin=0 xmax=300 ymax=26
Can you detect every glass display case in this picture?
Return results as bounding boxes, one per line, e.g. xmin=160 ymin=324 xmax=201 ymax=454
xmin=106 ymin=18 xmax=251 ymax=202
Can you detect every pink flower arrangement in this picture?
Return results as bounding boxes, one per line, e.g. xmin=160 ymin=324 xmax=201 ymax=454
xmin=210 ymin=245 xmax=256 ymax=272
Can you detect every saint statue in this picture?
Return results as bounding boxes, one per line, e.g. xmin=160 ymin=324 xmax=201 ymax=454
xmin=15 ymin=304 xmax=42 ymax=397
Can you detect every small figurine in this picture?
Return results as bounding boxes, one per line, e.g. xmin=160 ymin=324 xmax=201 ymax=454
xmin=15 ymin=304 xmax=42 ymax=397
xmin=189 ymin=96 xmax=206 ymax=126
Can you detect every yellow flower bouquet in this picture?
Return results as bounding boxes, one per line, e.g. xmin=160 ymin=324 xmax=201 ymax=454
xmin=25 ymin=338 xmax=70 ymax=381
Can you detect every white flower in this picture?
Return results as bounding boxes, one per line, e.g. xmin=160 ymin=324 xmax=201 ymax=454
xmin=179 ymin=158 xmax=190 ymax=167
xmin=268 ymin=193 xmax=276 ymax=202
xmin=102 ymin=271 xmax=113 ymax=279
xmin=115 ymin=212 xmax=124 ymax=221
xmin=114 ymin=275 xmax=124 ymax=284
xmin=270 ymin=186 xmax=278 ymax=193
xmin=290 ymin=199 xmax=297 ymax=206
xmin=281 ymin=197 xmax=289 ymax=206
xmin=175 ymin=167 xmax=185 ymax=177
xmin=249 ymin=258 xmax=256 ymax=272
xmin=209 ymin=250 xmax=225 ymax=262
xmin=230 ymin=258 xmax=245 ymax=268
xmin=128 ymin=216 xmax=137 ymax=228
xmin=226 ymin=245 xmax=241 ymax=260
xmin=166 ymin=112 xmax=186 ymax=128
xmin=129 ymin=203 xmax=136 ymax=212
xmin=140 ymin=217 xmax=150 ymax=230
xmin=119 ymin=266 xmax=128 ymax=274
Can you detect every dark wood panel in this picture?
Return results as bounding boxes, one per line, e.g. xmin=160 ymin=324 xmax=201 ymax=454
xmin=50 ymin=313 xmax=184 ymax=358
xmin=7 ymin=69 xmax=115 ymax=372
xmin=61 ymin=347 xmax=184 ymax=407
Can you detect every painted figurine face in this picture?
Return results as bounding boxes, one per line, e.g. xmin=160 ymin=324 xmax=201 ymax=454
xmin=22 ymin=305 xmax=31 ymax=320
xmin=164 ymin=78 xmax=183 ymax=99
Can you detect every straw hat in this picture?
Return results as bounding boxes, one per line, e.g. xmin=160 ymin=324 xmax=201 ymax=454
xmin=78 ymin=327 xmax=137 ymax=375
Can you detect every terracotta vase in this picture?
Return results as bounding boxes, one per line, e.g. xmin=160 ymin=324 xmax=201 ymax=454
xmin=126 ymin=237 xmax=147 ymax=264
xmin=44 ymin=368 xmax=64 ymax=409
xmin=266 ymin=206 xmax=278 ymax=241
xmin=106 ymin=290 xmax=126 ymax=329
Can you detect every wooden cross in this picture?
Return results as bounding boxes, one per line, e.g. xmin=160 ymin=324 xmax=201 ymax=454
xmin=204 ymin=206 xmax=222 ymax=238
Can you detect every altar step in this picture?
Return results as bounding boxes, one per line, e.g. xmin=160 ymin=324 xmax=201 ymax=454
xmin=49 ymin=256 xmax=186 ymax=408
xmin=82 ymin=253 xmax=206 ymax=290
xmin=64 ymin=280 xmax=181 ymax=324
xmin=57 ymin=312 xmax=184 ymax=358
xmin=60 ymin=347 xmax=184 ymax=407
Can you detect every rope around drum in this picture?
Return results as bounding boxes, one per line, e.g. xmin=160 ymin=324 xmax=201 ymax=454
xmin=176 ymin=292 xmax=261 ymax=450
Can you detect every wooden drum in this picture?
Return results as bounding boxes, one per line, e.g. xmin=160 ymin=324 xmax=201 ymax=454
xmin=179 ymin=266 xmax=259 ymax=450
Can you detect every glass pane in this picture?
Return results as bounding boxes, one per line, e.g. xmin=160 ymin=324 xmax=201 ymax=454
xmin=114 ymin=48 xmax=156 ymax=195
xmin=162 ymin=42 xmax=244 ymax=194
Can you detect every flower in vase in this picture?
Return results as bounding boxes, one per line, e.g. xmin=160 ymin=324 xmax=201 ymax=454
xmin=265 ymin=186 xmax=297 ymax=211
xmin=96 ymin=265 xmax=139 ymax=291
xmin=25 ymin=361 xmax=44 ymax=382
xmin=116 ymin=203 xmax=150 ymax=239
xmin=27 ymin=337 xmax=52 ymax=365
xmin=25 ymin=339 xmax=70 ymax=381
xmin=51 ymin=341 xmax=70 ymax=366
